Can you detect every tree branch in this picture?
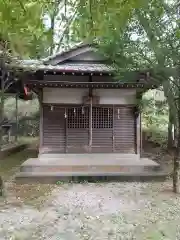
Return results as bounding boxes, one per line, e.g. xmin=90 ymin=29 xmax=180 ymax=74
xmin=56 ymin=10 xmax=77 ymax=52
xmin=17 ymin=0 xmax=26 ymax=14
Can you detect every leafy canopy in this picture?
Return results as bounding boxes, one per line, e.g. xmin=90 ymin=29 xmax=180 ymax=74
xmin=0 ymin=0 xmax=52 ymax=58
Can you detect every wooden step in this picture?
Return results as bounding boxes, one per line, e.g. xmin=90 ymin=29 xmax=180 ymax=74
xmin=38 ymin=153 xmax=140 ymax=161
xmin=17 ymin=154 xmax=168 ymax=184
xmin=20 ymin=155 xmax=160 ymax=173
xmin=15 ymin=171 xmax=169 ymax=184
xmin=20 ymin=164 xmax=161 ymax=173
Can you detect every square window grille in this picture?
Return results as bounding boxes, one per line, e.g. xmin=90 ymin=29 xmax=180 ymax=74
xmin=92 ymin=107 xmax=113 ymax=128
xmin=67 ymin=107 xmax=89 ymax=128
xmin=67 ymin=107 xmax=113 ymax=129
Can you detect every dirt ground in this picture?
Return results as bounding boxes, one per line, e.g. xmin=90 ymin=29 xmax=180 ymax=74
xmin=0 ymin=144 xmax=179 ymax=240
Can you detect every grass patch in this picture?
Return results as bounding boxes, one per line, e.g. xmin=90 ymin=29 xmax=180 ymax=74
xmin=0 ymin=149 xmax=57 ymax=208
xmin=14 ymin=183 xmax=56 ymax=208
xmin=18 ymin=136 xmax=38 ymax=145
xmin=139 ymin=221 xmax=177 ymax=240
xmin=0 ymin=149 xmax=37 ymax=178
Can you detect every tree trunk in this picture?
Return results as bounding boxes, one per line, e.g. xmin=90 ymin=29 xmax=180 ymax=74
xmin=173 ymin=93 xmax=180 ymax=193
xmin=0 ymin=90 xmax=4 ymax=197
xmin=50 ymin=15 xmax=55 ymax=55
xmin=173 ymin=127 xmax=180 ymax=193
xmin=0 ymin=177 xmax=3 ymax=196
xmin=168 ymin=108 xmax=174 ymax=150
xmin=0 ymin=91 xmax=3 ymax=196
xmin=0 ymin=56 xmax=6 ymax=197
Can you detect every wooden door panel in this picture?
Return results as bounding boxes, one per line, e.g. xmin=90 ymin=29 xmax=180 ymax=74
xmin=114 ymin=106 xmax=135 ymax=153
xmin=92 ymin=107 xmax=113 ymax=153
xmin=42 ymin=105 xmax=65 ymax=153
xmin=66 ymin=106 xmax=89 ymax=153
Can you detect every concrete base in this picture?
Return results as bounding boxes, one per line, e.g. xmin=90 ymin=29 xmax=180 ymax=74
xmin=15 ymin=153 xmax=169 ymax=184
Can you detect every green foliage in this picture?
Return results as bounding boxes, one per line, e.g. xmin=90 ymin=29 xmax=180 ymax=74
xmin=72 ymin=0 xmax=148 ymax=42
xmin=0 ymin=0 xmax=78 ymax=56
xmin=142 ymin=89 xmax=168 ymax=145
xmin=72 ymin=0 xmax=180 ymax=87
xmin=3 ymin=96 xmax=39 ymax=137
xmin=71 ymin=0 xmax=180 ymax=153
xmin=4 ymin=97 xmax=39 ymax=120
xmin=0 ymin=0 xmax=52 ymax=58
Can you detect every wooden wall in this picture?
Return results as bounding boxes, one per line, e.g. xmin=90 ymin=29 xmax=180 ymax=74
xmin=42 ymin=88 xmax=136 ymax=105
xmin=40 ymin=104 xmax=138 ymax=154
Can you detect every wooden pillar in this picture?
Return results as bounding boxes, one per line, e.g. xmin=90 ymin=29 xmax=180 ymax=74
xmin=89 ymin=75 xmax=93 ymax=152
xmin=112 ymin=105 xmax=115 ymax=152
xmin=39 ymin=89 xmax=43 ymax=155
xmin=140 ymin=113 xmax=142 ymax=155
xmin=89 ymin=96 xmax=92 ymax=152
xmin=15 ymin=93 xmax=18 ymax=142
xmin=136 ymin=91 xmax=143 ymax=156
xmin=136 ymin=112 xmax=141 ymax=155
xmin=65 ymin=107 xmax=68 ymax=153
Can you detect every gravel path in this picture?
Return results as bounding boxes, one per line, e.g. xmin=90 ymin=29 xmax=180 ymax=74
xmin=0 ymin=181 xmax=179 ymax=240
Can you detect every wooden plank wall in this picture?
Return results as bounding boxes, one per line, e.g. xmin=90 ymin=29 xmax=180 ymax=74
xmin=42 ymin=105 xmax=65 ymax=153
xmin=41 ymin=104 xmax=136 ymax=154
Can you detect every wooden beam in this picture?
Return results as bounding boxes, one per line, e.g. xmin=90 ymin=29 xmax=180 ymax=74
xmin=26 ymin=80 xmax=149 ymax=89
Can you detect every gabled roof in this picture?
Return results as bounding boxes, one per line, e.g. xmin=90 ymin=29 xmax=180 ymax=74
xmin=43 ymin=42 xmax=101 ymax=65
xmin=13 ymin=42 xmax=113 ymax=74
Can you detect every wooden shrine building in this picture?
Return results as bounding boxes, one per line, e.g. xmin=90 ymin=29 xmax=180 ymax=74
xmin=15 ymin=42 xmax=166 ymax=183
xmin=21 ymin=42 xmax=156 ymax=156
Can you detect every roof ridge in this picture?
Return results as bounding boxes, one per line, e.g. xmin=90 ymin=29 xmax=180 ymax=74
xmin=42 ymin=41 xmax=97 ymax=65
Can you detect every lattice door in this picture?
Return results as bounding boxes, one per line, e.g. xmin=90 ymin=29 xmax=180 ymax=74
xmin=66 ymin=106 xmax=89 ymax=153
xmin=92 ymin=107 xmax=114 ymax=152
